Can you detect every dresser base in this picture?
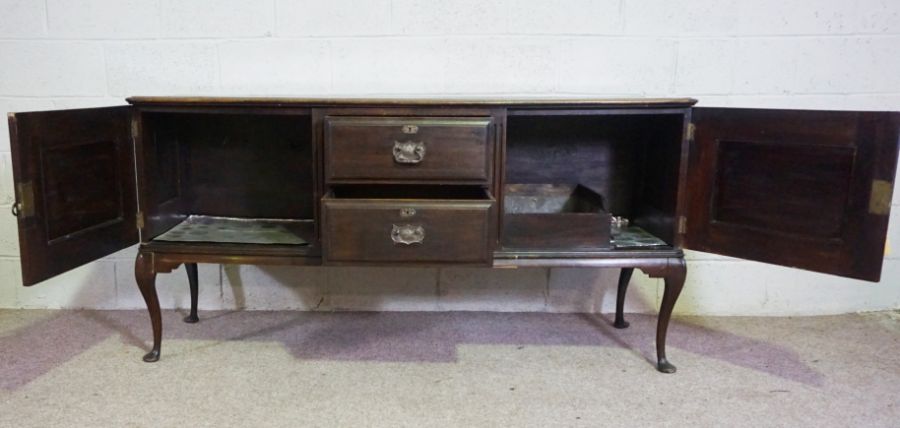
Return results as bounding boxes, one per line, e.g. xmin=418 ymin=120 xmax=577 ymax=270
xmin=133 ymin=246 xmax=687 ymax=373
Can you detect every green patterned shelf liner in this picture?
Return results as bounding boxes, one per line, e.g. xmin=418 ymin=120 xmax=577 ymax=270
xmin=611 ymin=226 xmax=669 ymax=249
xmin=154 ymin=215 xmax=309 ymax=245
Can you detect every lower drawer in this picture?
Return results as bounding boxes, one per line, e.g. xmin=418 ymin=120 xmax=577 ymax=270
xmin=322 ymin=187 xmax=495 ymax=265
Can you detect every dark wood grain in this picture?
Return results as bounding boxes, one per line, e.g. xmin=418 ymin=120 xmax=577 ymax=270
xmin=614 ymin=267 xmax=634 ymax=329
xmin=135 ymin=251 xmax=161 ymax=362
xmin=654 ymin=258 xmax=686 ymax=373
xmin=715 ymin=140 xmax=854 ymax=238
xmin=632 ymin=114 xmax=686 ymax=245
xmin=184 ymin=263 xmax=199 ymax=323
xmin=136 ymin=111 xmax=316 ymax=242
xmin=324 ymin=116 xmax=493 ymax=183
xmin=502 ymin=184 xmax=611 ymax=250
xmin=127 ymin=96 xmax=699 ymax=109
xmin=10 ymin=96 xmax=900 ymax=373
xmin=8 ymin=107 xmax=138 ymax=286
xmin=504 ymin=112 xmax=685 ymax=245
xmin=322 ymin=187 xmax=495 ymax=265
xmin=688 ymin=108 xmax=900 ymax=281
xmin=136 ymin=111 xmax=188 ymax=239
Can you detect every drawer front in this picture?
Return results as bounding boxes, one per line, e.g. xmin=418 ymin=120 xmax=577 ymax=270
xmin=323 ymin=198 xmax=494 ymax=264
xmin=324 ymin=117 xmax=493 ymax=183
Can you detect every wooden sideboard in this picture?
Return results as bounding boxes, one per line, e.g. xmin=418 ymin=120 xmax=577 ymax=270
xmin=7 ymin=97 xmax=900 ymax=373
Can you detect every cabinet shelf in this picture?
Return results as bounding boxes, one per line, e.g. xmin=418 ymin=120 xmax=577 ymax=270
xmin=153 ymin=215 xmax=313 ymax=246
xmin=498 ymin=226 xmax=673 ymax=258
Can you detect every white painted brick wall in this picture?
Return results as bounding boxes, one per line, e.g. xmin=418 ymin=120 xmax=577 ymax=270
xmin=46 ymin=0 xmax=159 ymax=39
xmin=0 ymin=0 xmax=46 ymax=38
xmin=161 ymin=0 xmax=274 ymax=38
xmin=0 ymin=42 xmax=107 ymax=95
xmin=105 ymin=42 xmax=220 ymax=95
xmin=219 ymin=40 xmax=331 ymax=94
xmin=276 ymin=0 xmax=392 ymax=36
xmin=1 ymin=0 xmax=898 ymax=315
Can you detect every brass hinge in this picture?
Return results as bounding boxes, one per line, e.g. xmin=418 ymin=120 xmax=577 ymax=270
xmin=135 ymin=211 xmax=145 ymax=229
xmin=869 ymin=179 xmax=893 ymax=216
xmin=677 ymin=216 xmax=687 ymax=235
xmin=13 ymin=182 xmax=35 ymax=219
xmin=686 ymin=123 xmax=696 ymax=142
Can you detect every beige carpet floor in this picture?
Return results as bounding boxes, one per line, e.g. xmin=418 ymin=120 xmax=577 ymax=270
xmin=1 ymin=309 xmax=899 ymax=427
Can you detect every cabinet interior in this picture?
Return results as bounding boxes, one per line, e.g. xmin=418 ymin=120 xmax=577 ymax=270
xmin=140 ymin=111 xmax=315 ymax=245
xmin=504 ymin=112 xmax=684 ymax=248
xmin=10 ymin=96 xmax=894 ymax=289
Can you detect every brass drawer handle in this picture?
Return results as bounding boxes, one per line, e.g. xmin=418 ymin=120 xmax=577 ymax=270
xmin=391 ymin=224 xmax=425 ymax=245
xmin=393 ymin=141 xmax=425 ymax=164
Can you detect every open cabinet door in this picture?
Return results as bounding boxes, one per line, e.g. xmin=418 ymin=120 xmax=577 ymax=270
xmin=686 ymin=108 xmax=900 ymax=282
xmin=8 ymin=107 xmax=138 ymax=286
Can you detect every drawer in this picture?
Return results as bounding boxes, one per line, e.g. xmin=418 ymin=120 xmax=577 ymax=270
xmin=324 ymin=116 xmax=493 ymax=183
xmin=502 ymin=184 xmax=611 ymax=250
xmin=322 ymin=187 xmax=495 ymax=265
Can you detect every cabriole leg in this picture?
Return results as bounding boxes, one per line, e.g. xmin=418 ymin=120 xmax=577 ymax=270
xmin=655 ymin=259 xmax=686 ymax=373
xmin=135 ymin=252 xmax=162 ymax=362
xmin=184 ymin=263 xmax=199 ymax=324
xmin=613 ymin=267 xmax=634 ymax=329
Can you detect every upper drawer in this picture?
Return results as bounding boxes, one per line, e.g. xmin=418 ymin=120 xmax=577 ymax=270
xmin=324 ymin=116 xmax=493 ymax=183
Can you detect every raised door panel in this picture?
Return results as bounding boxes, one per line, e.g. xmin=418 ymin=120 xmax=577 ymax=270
xmin=687 ymin=107 xmax=900 ymax=281
xmin=8 ymin=107 xmax=138 ymax=285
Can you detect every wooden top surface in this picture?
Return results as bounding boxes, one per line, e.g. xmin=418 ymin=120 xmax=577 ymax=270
xmin=126 ymin=96 xmax=698 ymax=108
